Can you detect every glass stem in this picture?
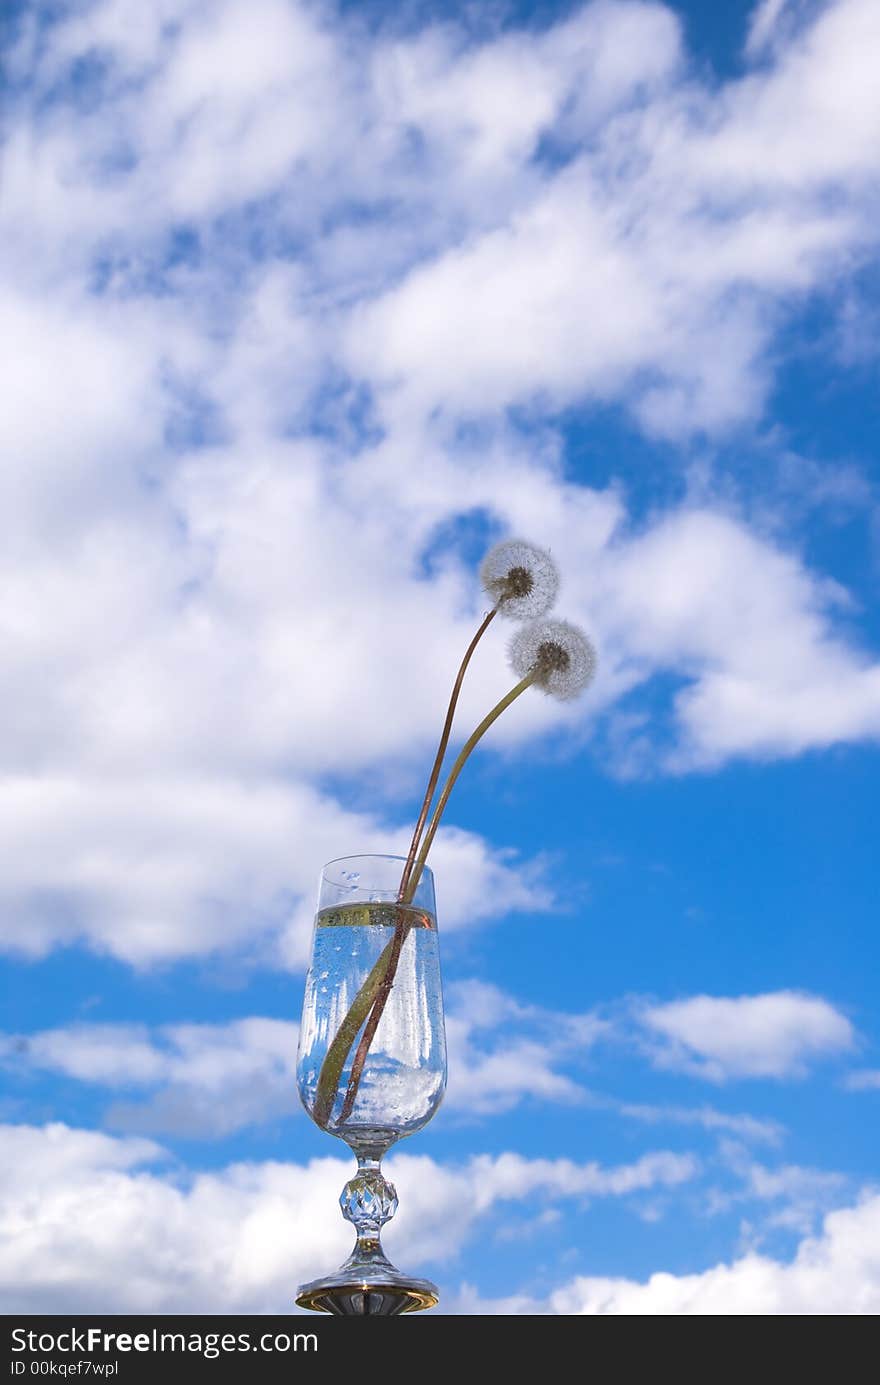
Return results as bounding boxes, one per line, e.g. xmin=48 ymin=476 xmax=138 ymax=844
xmin=340 ymin=1156 xmax=398 ymax=1268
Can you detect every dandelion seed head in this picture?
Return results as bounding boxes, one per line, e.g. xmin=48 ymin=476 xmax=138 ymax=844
xmin=508 ymin=618 xmax=598 ymax=701
xmin=480 ymin=538 xmax=559 ymax=620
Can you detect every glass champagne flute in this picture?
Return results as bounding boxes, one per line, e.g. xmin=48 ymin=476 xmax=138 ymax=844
xmin=296 ymin=855 xmax=447 ymax=1314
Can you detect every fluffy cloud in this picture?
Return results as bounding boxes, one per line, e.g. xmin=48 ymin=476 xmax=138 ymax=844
xmin=444 ymin=980 xmax=606 ymax=1115
xmin=1 ymin=982 xmax=605 ymax=1133
xmin=616 ymin=1101 xmax=784 ymax=1146
xmin=638 ymin=990 xmax=855 ymax=1081
xmin=0 ymin=1122 xmax=697 ymax=1312
xmin=6 ymin=0 xmax=880 ymax=438
xmin=2 ymin=1018 xmax=299 ymax=1138
xmin=4 ymin=1103 xmax=865 ymax=1317
xmin=597 ymin=507 xmax=880 ymax=769
xmin=710 ymin=1138 xmax=849 ymax=1235
xmin=347 ymin=0 xmax=880 ymax=431
xmin=546 ymin=1192 xmax=880 ymax=1314
xmin=3 ymin=0 xmax=877 ymax=1320
xmin=451 ymin=1189 xmax=880 ymax=1313
xmin=843 ymin=1069 xmax=880 ymax=1091
xmin=2 ymin=0 xmax=880 ymax=971
xmin=7 ymin=986 xmax=837 ymax=1141
xmin=0 ymin=773 xmax=548 ymax=966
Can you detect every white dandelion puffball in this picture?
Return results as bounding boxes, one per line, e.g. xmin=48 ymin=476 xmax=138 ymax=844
xmin=508 ymin=618 xmax=598 ymax=700
xmin=480 ymin=538 xmax=559 ymax=620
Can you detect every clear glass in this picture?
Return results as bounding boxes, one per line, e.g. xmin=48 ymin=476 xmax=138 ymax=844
xmin=295 ymin=855 xmax=447 ymax=1314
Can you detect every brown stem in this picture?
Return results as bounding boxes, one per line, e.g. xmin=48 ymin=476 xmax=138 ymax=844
xmin=339 ymin=908 xmax=413 ymax=1123
xmin=397 ymin=607 xmax=496 ymax=904
xmin=403 ymin=670 xmax=536 ymax=905
xmin=311 ymin=930 xmax=400 ymax=1129
xmin=335 ymin=607 xmax=498 ymax=1122
xmin=338 ymin=671 xmax=538 ymax=1122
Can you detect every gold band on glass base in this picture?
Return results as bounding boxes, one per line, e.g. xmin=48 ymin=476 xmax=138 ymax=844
xmin=296 ymin=1272 xmax=439 ymax=1315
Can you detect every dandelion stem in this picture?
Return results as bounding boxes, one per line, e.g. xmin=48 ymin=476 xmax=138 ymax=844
xmin=339 ymin=906 xmax=413 ymax=1123
xmin=338 ymin=671 xmax=538 ymax=1121
xmin=397 ymin=607 xmax=497 ymax=903
xmin=403 ymin=670 xmax=537 ymax=905
xmin=315 ymin=607 xmax=498 ymax=1125
xmin=311 ymin=933 xmax=400 ymax=1129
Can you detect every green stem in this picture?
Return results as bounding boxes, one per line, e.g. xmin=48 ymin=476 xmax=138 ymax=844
xmin=339 ymin=909 xmax=414 ymax=1123
xmin=402 ymin=671 xmax=536 ymax=905
xmin=336 ymin=671 xmax=538 ymax=1121
xmin=334 ymin=609 xmax=497 ymax=1121
xmin=314 ymin=610 xmax=499 ymax=1125
xmin=314 ymin=672 xmax=537 ymax=1130
xmin=397 ymin=607 xmax=497 ymax=904
xmin=311 ymin=928 xmax=401 ymax=1129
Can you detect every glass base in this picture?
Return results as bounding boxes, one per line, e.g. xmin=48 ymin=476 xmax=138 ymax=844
xmin=296 ymin=1275 xmax=439 ymax=1315
xmin=296 ymin=1246 xmax=439 ymax=1315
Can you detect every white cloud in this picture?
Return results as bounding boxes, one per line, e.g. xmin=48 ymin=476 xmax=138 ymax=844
xmin=844 ymin=1069 xmax=880 ymax=1091
xmin=617 ymin=1101 xmax=784 ymax=1146
xmin=0 ymin=1122 xmax=698 ymax=1312
xmin=346 ymin=0 xmax=880 ymax=432
xmin=9 ymin=986 xmax=834 ymax=1147
xmin=2 ymin=0 xmax=877 ymax=1320
xmin=597 ymin=506 xmax=880 ymax=769
xmin=745 ymin=0 xmax=819 ymax=57
xmin=2 ymin=0 xmax=880 ymax=972
xmin=6 ymin=0 xmax=345 ymax=235
xmin=371 ymin=1 xmax=683 ymax=188
xmin=638 ymin=990 xmax=855 ymax=1081
xmin=545 ymin=1191 xmax=880 ymax=1313
xmin=711 ymin=0 xmax=880 ymax=188
xmin=444 ymin=980 xmax=605 ymax=1115
xmin=7 ymin=0 xmax=880 ymax=437
xmin=424 ymin=1180 xmax=880 ymax=1314
xmin=3 ymin=1024 xmax=170 ymax=1087
xmin=1 ymin=1018 xmax=299 ymax=1138
xmin=0 ymin=774 xmax=548 ymax=966
xmin=2 ymin=982 xmax=604 ymax=1133
xmin=746 ymin=0 xmax=793 ymax=55
xmin=708 ymin=1138 xmax=849 ymax=1236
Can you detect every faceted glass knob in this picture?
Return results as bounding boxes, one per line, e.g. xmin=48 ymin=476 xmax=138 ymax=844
xmin=340 ymin=1166 xmax=398 ymax=1234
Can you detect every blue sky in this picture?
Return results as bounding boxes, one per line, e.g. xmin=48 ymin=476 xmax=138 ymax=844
xmin=2 ymin=0 xmax=879 ymax=1314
